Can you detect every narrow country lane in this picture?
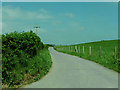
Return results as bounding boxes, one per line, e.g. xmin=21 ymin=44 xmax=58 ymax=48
xmin=22 ymin=47 xmax=118 ymax=88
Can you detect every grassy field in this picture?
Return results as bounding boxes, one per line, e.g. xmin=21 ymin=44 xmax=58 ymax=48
xmin=54 ymin=40 xmax=119 ymax=72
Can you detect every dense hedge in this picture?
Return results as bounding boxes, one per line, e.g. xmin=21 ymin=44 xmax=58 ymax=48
xmin=2 ymin=31 xmax=45 ymax=86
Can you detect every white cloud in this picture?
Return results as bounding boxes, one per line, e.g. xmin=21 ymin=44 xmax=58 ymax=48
xmin=2 ymin=7 xmax=52 ymax=34
xmin=40 ymin=8 xmax=48 ymax=13
xmin=3 ymin=6 xmax=52 ymax=21
xmin=65 ymin=13 xmax=74 ymax=18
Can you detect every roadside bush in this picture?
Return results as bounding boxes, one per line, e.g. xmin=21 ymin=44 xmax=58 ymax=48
xmin=2 ymin=30 xmax=45 ymax=86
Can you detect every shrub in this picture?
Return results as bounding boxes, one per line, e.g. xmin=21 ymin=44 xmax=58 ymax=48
xmin=2 ymin=30 xmax=44 ymax=86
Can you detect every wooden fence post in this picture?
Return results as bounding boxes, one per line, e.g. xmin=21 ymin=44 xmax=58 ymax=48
xmin=99 ymin=46 xmax=101 ymax=57
xmin=115 ymin=46 xmax=117 ymax=59
xmin=73 ymin=46 xmax=75 ymax=52
xmin=83 ymin=46 xmax=84 ymax=55
xmin=89 ymin=46 xmax=91 ymax=56
xmin=75 ymin=46 xmax=77 ymax=52
xmin=72 ymin=46 xmax=73 ymax=52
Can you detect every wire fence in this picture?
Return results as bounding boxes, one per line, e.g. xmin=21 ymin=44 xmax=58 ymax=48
xmin=55 ymin=45 xmax=119 ymax=60
xmin=55 ymin=42 xmax=119 ymax=72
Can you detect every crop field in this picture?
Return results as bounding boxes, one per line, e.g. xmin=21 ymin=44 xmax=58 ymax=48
xmin=54 ymin=40 xmax=119 ymax=72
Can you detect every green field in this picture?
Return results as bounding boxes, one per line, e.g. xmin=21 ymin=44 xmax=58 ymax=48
xmin=54 ymin=40 xmax=119 ymax=72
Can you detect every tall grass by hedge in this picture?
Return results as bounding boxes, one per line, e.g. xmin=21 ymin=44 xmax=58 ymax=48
xmin=2 ymin=31 xmax=52 ymax=87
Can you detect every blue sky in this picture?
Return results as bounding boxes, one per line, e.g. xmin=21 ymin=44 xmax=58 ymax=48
xmin=2 ymin=2 xmax=118 ymax=45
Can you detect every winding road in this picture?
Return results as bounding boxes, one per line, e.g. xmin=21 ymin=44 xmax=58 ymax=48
xmin=23 ymin=47 xmax=118 ymax=88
